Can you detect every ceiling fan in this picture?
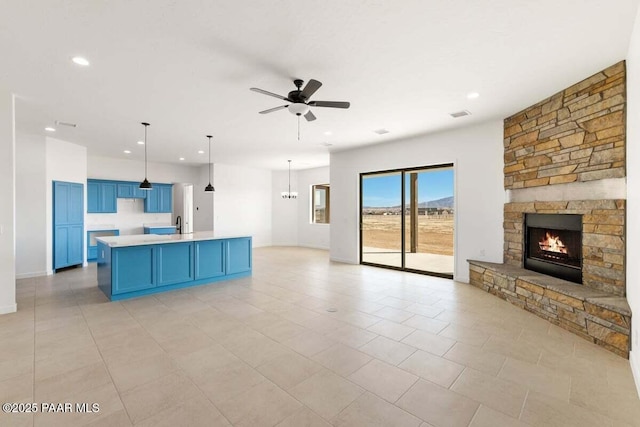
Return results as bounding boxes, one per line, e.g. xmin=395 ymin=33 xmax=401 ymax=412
xmin=250 ymin=78 xmax=350 ymax=122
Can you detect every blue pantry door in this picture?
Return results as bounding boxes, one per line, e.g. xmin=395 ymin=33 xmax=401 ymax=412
xmin=53 ymin=181 xmax=84 ymax=270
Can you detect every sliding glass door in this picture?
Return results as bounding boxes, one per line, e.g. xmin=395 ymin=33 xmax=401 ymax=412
xmin=361 ymin=172 xmax=403 ymax=268
xmin=360 ymin=164 xmax=454 ymax=278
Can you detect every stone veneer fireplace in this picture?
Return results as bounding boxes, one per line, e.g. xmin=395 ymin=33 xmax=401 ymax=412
xmin=505 ymin=200 xmax=625 ymax=296
xmin=469 ymin=61 xmax=631 ymax=357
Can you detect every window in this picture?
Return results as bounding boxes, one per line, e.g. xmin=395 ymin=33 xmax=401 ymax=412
xmin=312 ymin=184 xmax=330 ymax=224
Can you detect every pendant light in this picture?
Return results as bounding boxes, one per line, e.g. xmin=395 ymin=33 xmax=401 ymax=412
xmin=204 ymin=135 xmax=215 ymax=192
xmin=139 ymin=122 xmax=152 ymax=190
xmin=281 ymin=160 xmax=298 ymax=199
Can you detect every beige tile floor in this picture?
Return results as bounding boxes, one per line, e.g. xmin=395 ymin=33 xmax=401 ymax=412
xmin=1 ymin=246 xmax=639 ymax=427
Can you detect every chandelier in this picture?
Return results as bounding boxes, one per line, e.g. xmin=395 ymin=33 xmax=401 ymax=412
xmin=281 ymin=160 xmax=298 ymax=199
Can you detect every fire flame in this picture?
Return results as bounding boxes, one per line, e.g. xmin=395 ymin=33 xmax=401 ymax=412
xmin=539 ymin=232 xmax=567 ymax=254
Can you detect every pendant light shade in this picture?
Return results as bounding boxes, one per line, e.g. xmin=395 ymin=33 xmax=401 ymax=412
xmin=205 ymin=135 xmax=215 ymax=192
xmin=281 ymin=160 xmax=298 ymax=199
xmin=139 ymin=122 xmax=152 ymax=190
xmin=139 ymin=178 xmax=152 ymax=189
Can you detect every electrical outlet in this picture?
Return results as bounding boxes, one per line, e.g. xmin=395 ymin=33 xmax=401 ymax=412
xmin=480 ymin=249 xmax=486 ymax=257
xmin=0 ymin=225 xmax=3 ymax=235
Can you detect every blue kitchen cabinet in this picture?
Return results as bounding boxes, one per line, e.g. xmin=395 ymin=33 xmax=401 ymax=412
xmin=87 ymin=181 xmax=99 ymax=212
xmin=87 ymin=229 xmax=119 ymax=261
xmin=195 ymin=240 xmax=225 ymax=279
xmin=87 ymin=179 xmax=117 ymax=213
xmin=53 ymin=181 xmax=84 ymax=270
xmin=112 ymin=245 xmax=155 ymax=294
xmin=144 ymin=183 xmax=173 ymax=213
xmin=143 ymin=226 xmax=176 ymax=235
xmin=97 ymin=236 xmax=252 ymax=300
xmin=157 ymin=242 xmax=194 ymax=286
xmin=117 ymin=182 xmax=147 ymax=199
xmin=226 ymin=237 xmax=252 ymax=274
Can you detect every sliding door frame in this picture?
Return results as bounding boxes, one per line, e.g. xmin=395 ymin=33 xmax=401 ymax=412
xmin=359 ymin=163 xmax=454 ymax=279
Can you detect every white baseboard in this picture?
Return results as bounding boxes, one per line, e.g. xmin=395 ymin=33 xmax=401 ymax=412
xmin=330 ymin=256 xmax=357 ymax=265
xmin=298 ymin=244 xmax=330 ymax=251
xmin=16 ymin=271 xmax=48 ymax=279
xmin=630 ymin=350 xmax=640 ymax=399
xmin=0 ymin=303 xmax=17 ymax=315
xmin=455 ymin=274 xmax=469 ymax=284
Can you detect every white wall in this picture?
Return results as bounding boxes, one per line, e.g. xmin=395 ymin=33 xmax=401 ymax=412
xmin=45 ymin=137 xmax=87 ymax=274
xmin=15 ymin=132 xmax=47 ymax=278
xmin=87 ymin=155 xmax=199 ymax=184
xmin=213 ymin=163 xmax=272 ymax=247
xmin=193 ymin=164 xmax=214 ymax=232
xmin=271 ymin=170 xmax=298 ymax=246
xmin=626 ymin=5 xmax=640 ymax=396
xmin=298 ymin=166 xmax=330 ymax=250
xmin=0 ymin=89 xmax=16 ymax=314
xmin=330 ymin=121 xmax=504 ymax=282
xmin=88 ymin=199 xmax=171 ymax=236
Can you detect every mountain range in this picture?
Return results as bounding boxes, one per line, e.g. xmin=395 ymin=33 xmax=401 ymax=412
xmin=364 ymin=196 xmax=454 ymax=209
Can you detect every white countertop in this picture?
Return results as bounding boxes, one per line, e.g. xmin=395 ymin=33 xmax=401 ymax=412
xmin=96 ymin=231 xmax=250 ymax=247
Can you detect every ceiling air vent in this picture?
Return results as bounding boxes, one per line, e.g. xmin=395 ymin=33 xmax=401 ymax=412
xmin=55 ymin=120 xmax=78 ymax=128
xmin=450 ymin=110 xmax=471 ymax=118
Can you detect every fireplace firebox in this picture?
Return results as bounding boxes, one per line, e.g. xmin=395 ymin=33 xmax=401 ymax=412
xmin=524 ymin=213 xmax=582 ymax=284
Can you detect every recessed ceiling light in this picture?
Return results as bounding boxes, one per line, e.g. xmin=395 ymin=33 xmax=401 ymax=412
xmin=198 ymin=150 xmax=205 ymax=154
xmin=373 ymin=128 xmax=390 ymax=135
xmin=123 ymin=150 xmax=131 ymax=154
xmin=45 ymin=127 xmax=56 ymax=132
xmin=137 ymin=140 xmax=145 ymax=145
xmin=72 ymin=56 xmax=90 ymax=66
xmin=179 ymin=157 xmax=185 ymax=161
xmin=467 ymin=92 xmax=480 ymax=99
xmin=324 ymin=131 xmax=333 ymax=136
xmin=320 ymin=142 xmax=333 ymax=147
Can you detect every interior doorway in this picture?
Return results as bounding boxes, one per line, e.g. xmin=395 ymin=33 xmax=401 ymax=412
xmin=360 ymin=164 xmax=454 ymax=278
xmin=183 ymin=184 xmax=194 ymax=234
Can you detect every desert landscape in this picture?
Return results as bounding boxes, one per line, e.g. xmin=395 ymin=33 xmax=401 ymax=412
xmin=362 ymin=213 xmax=454 ymax=256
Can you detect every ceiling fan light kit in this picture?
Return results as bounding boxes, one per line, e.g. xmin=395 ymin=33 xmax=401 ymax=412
xmin=250 ymin=78 xmax=350 ymax=140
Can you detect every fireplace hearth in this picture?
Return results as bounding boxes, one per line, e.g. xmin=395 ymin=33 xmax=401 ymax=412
xmin=524 ymin=213 xmax=582 ymax=284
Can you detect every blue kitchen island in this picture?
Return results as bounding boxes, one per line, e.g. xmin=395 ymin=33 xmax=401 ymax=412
xmin=96 ymin=232 xmax=251 ymax=301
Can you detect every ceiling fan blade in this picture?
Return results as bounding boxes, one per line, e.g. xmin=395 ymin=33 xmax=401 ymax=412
xmin=250 ymin=87 xmax=290 ymax=101
xmin=304 ymin=110 xmax=316 ymax=122
xmin=259 ymin=105 xmax=288 ymax=114
xmin=300 ymin=79 xmax=322 ymax=100
xmin=308 ymin=101 xmax=350 ymax=109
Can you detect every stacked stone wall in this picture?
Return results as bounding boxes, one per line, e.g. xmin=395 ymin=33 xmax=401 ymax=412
xmin=504 ymin=61 xmax=625 ymax=189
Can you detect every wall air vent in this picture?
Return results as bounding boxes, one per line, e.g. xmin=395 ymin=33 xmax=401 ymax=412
xmin=450 ymin=110 xmax=471 ymax=118
xmin=55 ymin=120 xmax=78 ymax=128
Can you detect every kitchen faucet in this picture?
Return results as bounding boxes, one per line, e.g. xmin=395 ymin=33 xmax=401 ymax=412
xmin=175 ymin=216 xmax=182 ymax=234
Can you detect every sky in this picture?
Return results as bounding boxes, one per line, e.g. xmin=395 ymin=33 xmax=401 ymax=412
xmin=362 ymin=169 xmax=453 ymax=207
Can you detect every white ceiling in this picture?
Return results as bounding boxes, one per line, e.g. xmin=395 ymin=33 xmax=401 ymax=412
xmin=1 ymin=0 xmax=638 ymax=170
